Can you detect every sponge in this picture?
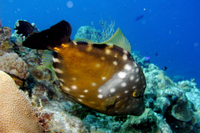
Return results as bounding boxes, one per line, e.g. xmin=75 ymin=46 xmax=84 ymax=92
xmin=0 ymin=70 xmax=43 ymax=133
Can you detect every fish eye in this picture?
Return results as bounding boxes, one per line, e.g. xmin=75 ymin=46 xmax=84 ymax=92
xmin=132 ymin=91 xmax=140 ymax=97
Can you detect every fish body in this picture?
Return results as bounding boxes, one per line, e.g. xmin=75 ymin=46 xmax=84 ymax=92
xmin=22 ymin=20 xmax=146 ymax=116
xmin=135 ymin=15 xmax=144 ymax=21
xmin=14 ymin=20 xmax=37 ymax=37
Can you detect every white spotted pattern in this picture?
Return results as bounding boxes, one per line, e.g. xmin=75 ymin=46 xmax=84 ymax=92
xmin=78 ymin=99 xmax=82 ymax=102
xmin=124 ymin=90 xmax=129 ymax=93
xmin=102 ymin=77 xmax=106 ymax=80
xmin=59 ymin=78 xmax=65 ymax=83
xmin=136 ymin=68 xmax=139 ymax=73
xmin=64 ymin=87 xmax=71 ymax=92
xmin=135 ymin=78 xmax=140 ymax=83
xmin=121 ymin=82 xmax=127 ymax=87
xmin=84 ymin=89 xmax=88 ymax=93
xmin=54 ymin=68 xmax=63 ymax=74
xmin=53 ymin=57 xmax=60 ymax=63
xmin=122 ymin=54 xmax=128 ymax=60
xmin=113 ymin=61 xmax=118 ymax=65
xmin=72 ymin=77 xmax=76 ymax=80
xmin=71 ymin=85 xmax=77 ymax=90
xmin=132 ymin=86 xmax=136 ymax=89
xmin=110 ymin=88 xmax=116 ymax=93
xmin=92 ymin=82 xmax=96 ymax=86
xmin=98 ymin=89 xmax=102 ymax=93
xmin=98 ymin=94 xmax=103 ymax=99
xmin=124 ymin=64 xmax=132 ymax=70
xmin=118 ymin=72 xmax=126 ymax=78
xmin=130 ymin=75 xmax=134 ymax=81
xmin=96 ymin=64 xmax=101 ymax=68
xmin=123 ymin=50 xmax=128 ymax=54
xmin=101 ymin=57 xmax=105 ymax=60
xmin=105 ymin=48 xmax=111 ymax=54
xmin=79 ymin=95 xmax=85 ymax=98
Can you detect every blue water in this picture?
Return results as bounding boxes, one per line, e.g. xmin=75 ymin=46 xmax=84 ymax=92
xmin=1 ymin=0 xmax=200 ymax=86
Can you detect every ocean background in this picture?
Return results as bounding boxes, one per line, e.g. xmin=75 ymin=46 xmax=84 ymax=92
xmin=1 ymin=0 xmax=200 ymax=86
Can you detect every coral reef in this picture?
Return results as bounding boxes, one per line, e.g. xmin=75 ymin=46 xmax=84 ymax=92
xmin=74 ymin=19 xmax=115 ymax=43
xmin=0 ymin=26 xmax=11 ymax=42
xmin=0 ymin=21 xmax=199 ymax=133
xmin=0 ymin=70 xmax=43 ymax=133
xmin=0 ymin=51 xmax=29 ymax=79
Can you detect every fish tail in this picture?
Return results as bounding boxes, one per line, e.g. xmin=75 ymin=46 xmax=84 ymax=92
xmin=23 ymin=20 xmax=72 ymax=50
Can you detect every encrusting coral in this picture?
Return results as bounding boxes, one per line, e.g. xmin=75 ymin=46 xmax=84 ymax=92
xmin=0 ymin=70 xmax=43 ymax=133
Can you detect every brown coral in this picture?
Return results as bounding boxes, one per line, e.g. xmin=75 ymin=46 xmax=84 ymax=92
xmin=0 ymin=51 xmax=29 ymax=79
xmin=0 ymin=70 xmax=44 ymax=133
xmin=0 ymin=27 xmax=11 ymax=41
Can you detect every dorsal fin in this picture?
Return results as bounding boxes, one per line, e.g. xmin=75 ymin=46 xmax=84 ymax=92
xmin=101 ymin=28 xmax=131 ymax=52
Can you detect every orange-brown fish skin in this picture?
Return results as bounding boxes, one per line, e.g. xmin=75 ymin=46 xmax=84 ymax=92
xmin=22 ymin=20 xmax=146 ymax=116
xmin=52 ymin=41 xmax=146 ymax=116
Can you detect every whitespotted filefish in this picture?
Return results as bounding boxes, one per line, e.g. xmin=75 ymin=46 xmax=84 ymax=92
xmin=21 ymin=20 xmax=146 ymax=116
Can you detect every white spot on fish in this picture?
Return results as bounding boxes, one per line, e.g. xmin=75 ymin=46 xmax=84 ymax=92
xmin=136 ymin=68 xmax=139 ymax=73
xmin=135 ymin=78 xmax=140 ymax=83
xmin=102 ymin=77 xmax=106 ymax=80
xmin=72 ymin=77 xmax=76 ymax=80
xmin=84 ymin=89 xmax=88 ymax=93
xmin=130 ymin=75 xmax=134 ymax=81
xmin=105 ymin=48 xmax=111 ymax=54
xmin=64 ymin=87 xmax=71 ymax=92
xmin=71 ymin=85 xmax=77 ymax=90
xmin=118 ymin=72 xmax=126 ymax=78
xmin=114 ymin=53 xmax=118 ymax=58
xmin=101 ymin=57 xmax=105 ymax=60
xmin=78 ymin=99 xmax=82 ymax=102
xmin=122 ymin=54 xmax=128 ymax=60
xmin=132 ymin=86 xmax=136 ymax=89
xmin=124 ymin=64 xmax=132 ymax=70
xmin=113 ymin=61 xmax=118 ymax=65
xmin=59 ymin=78 xmax=65 ymax=83
xmin=53 ymin=57 xmax=60 ymax=63
xmin=116 ymin=95 xmax=120 ymax=98
xmin=98 ymin=89 xmax=102 ymax=93
xmin=98 ymin=94 xmax=103 ymax=99
xmin=133 ymin=62 xmax=137 ymax=67
xmin=110 ymin=88 xmax=116 ymax=93
xmin=121 ymin=82 xmax=127 ymax=87
xmin=54 ymin=68 xmax=63 ymax=74
xmin=96 ymin=64 xmax=101 ymax=68
xmin=86 ymin=44 xmax=92 ymax=51
xmin=123 ymin=50 xmax=128 ymax=54
xmin=79 ymin=95 xmax=85 ymax=98
xmin=92 ymin=82 xmax=96 ymax=86
xmin=124 ymin=90 xmax=129 ymax=93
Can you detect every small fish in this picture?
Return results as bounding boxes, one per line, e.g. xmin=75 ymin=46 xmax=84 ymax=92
xmin=135 ymin=15 xmax=144 ymax=21
xmin=22 ymin=20 xmax=146 ymax=116
xmin=162 ymin=66 xmax=168 ymax=71
xmin=14 ymin=20 xmax=36 ymax=37
xmin=155 ymin=53 xmax=158 ymax=56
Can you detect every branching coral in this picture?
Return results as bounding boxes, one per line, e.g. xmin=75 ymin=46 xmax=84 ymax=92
xmin=74 ymin=18 xmax=115 ymax=43
xmin=0 ymin=70 xmax=43 ymax=133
